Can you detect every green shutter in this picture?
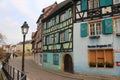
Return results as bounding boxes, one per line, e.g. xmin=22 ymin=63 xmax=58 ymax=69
xmin=81 ymin=0 xmax=87 ymax=11
xmin=55 ymin=33 xmax=59 ymax=43
xmin=100 ymin=0 xmax=112 ymax=7
xmin=80 ymin=22 xmax=88 ymax=37
xmin=102 ymin=18 xmax=113 ymax=34
xmin=65 ymin=29 xmax=69 ymax=41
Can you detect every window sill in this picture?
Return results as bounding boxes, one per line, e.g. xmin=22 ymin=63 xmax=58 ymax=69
xmin=89 ymin=35 xmax=100 ymax=39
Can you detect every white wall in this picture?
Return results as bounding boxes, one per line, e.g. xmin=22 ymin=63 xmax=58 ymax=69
xmin=73 ymin=23 xmax=120 ymax=76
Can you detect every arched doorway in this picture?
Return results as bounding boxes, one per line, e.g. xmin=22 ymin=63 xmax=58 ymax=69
xmin=63 ymin=54 xmax=73 ymax=73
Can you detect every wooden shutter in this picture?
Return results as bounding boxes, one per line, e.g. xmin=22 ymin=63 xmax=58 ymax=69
xmin=81 ymin=0 xmax=87 ymax=11
xmin=97 ymin=50 xmax=104 ymax=63
xmin=100 ymin=0 xmax=112 ymax=7
xmin=102 ymin=18 xmax=113 ymax=34
xmin=105 ymin=50 xmax=113 ymax=63
xmin=89 ymin=50 xmax=96 ymax=63
xmin=80 ymin=22 xmax=88 ymax=37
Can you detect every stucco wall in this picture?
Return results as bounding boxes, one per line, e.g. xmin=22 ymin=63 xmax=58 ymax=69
xmin=73 ymin=23 xmax=120 ymax=76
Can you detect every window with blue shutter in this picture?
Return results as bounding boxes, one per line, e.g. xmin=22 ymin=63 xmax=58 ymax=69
xmin=81 ymin=0 xmax=87 ymax=11
xmin=55 ymin=33 xmax=59 ymax=43
xmin=80 ymin=22 xmax=88 ymax=37
xmin=100 ymin=0 xmax=112 ymax=7
xmin=102 ymin=18 xmax=113 ymax=34
xmin=65 ymin=29 xmax=69 ymax=41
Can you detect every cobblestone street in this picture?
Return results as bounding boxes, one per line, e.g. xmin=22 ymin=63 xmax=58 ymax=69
xmin=9 ymin=56 xmax=120 ymax=80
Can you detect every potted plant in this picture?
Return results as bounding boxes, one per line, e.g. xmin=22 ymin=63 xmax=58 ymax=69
xmin=106 ymin=62 xmax=114 ymax=68
xmin=97 ymin=62 xmax=104 ymax=67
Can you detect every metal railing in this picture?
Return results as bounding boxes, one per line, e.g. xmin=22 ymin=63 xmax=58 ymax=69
xmin=2 ymin=53 xmax=27 ymax=80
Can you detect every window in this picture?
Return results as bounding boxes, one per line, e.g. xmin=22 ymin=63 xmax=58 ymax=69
xmin=46 ymin=36 xmax=50 ymax=45
xmin=114 ymin=0 xmax=120 ymax=4
xmin=60 ymin=13 xmax=65 ymax=22
xmin=88 ymin=0 xmax=99 ymax=9
xmin=88 ymin=49 xmax=114 ymax=68
xmin=60 ymin=32 xmax=65 ymax=42
xmin=89 ymin=22 xmax=101 ymax=36
xmin=47 ymin=21 xmax=50 ymax=28
xmin=53 ymin=54 xmax=59 ymax=65
xmin=43 ymin=54 xmax=47 ymax=62
xmin=115 ymin=18 xmax=120 ymax=34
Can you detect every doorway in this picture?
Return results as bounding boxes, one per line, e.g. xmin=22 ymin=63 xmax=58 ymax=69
xmin=63 ymin=54 xmax=73 ymax=73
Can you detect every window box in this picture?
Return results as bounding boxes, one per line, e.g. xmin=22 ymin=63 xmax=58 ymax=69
xmin=116 ymin=33 xmax=120 ymax=36
xmin=89 ymin=62 xmax=96 ymax=67
xmin=97 ymin=63 xmax=104 ymax=67
xmin=106 ymin=62 xmax=114 ymax=68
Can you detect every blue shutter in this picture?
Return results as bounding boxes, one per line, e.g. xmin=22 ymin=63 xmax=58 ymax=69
xmin=65 ymin=29 xmax=69 ymax=41
xmin=81 ymin=0 xmax=87 ymax=11
xmin=56 ymin=33 xmax=59 ymax=43
xmin=102 ymin=18 xmax=113 ymax=34
xmin=100 ymin=0 xmax=112 ymax=7
xmin=80 ymin=22 xmax=88 ymax=37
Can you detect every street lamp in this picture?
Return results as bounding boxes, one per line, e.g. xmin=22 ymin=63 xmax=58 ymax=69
xmin=21 ymin=21 xmax=29 ymax=78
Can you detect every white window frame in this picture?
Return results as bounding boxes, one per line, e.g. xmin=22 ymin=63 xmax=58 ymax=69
xmin=115 ymin=18 xmax=120 ymax=34
xmin=113 ymin=0 xmax=120 ymax=4
xmin=60 ymin=13 xmax=65 ymax=22
xmin=89 ymin=21 xmax=102 ymax=36
xmin=88 ymin=0 xmax=99 ymax=9
xmin=60 ymin=32 xmax=65 ymax=42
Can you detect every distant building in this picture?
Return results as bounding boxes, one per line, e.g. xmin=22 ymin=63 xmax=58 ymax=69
xmin=16 ymin=40 xmax=32 ymax=55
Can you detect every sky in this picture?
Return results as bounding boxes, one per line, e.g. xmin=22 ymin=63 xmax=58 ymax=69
xmin=0 ymin=0 xmax=64 ymax=45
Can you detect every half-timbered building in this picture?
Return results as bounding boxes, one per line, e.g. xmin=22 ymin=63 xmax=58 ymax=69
xmin=72 ymin=0 xmax=120 ymax=76
xmin=42 ymin=0 xmax=73 ymax=73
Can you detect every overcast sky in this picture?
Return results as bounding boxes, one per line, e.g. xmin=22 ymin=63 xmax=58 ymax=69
xmin=0 ymin=0 xmax=64 ymax=45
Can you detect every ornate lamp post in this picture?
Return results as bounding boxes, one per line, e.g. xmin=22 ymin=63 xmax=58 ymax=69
xmin=21 ymin=21 xmax=29 ymax=78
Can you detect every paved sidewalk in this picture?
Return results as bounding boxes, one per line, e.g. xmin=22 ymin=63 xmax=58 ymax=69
xmin=9 ymin=56 xmax=120 ymax=80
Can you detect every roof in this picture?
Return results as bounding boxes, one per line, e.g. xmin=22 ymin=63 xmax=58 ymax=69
xmin=42 ymin=0 xmax=72 ymax=21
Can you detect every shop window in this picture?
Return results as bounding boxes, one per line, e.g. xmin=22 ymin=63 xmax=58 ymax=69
xmin=88 ymin=49 xmax=114 ymax=68
xmin=88 ymin=0 xmax=99 ymax=9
